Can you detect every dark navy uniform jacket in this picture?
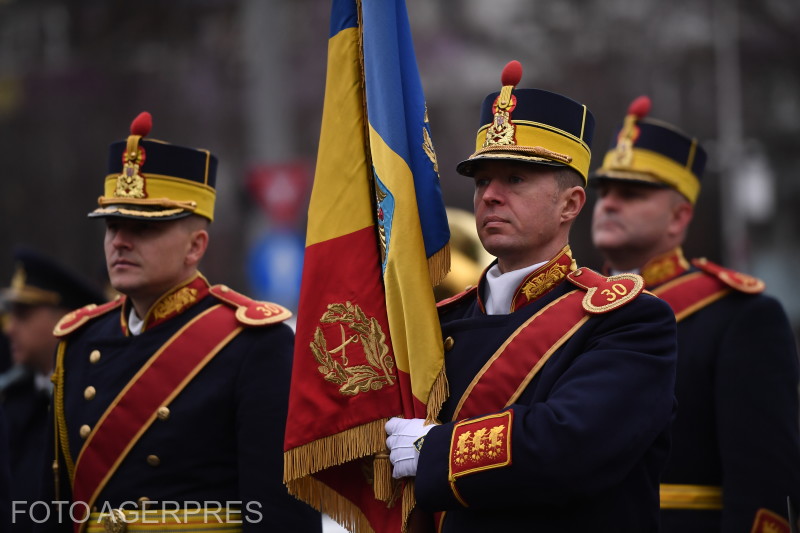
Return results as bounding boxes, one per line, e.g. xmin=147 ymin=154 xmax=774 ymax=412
xmin=1 ymin=405 xmax=12 ymax=530
xmin=414 ymin=254 xmax=678 ymax=533
xmin=642 ymin=249 xmax=800 ymax=533
xmin=0 ymin=366 xmax=50 ymax=532
xmin=36 ymin=275 xmax=321 ymax=532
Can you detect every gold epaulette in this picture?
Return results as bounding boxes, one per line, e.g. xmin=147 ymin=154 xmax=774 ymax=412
xmin=567 ymin=267 xmax=645 ymax=314
xmin=691 ymin=257 xmax=765 ymax=294
xmin=436 ymin=285 xmax=478 ymax=310
xmin=53 ymin=296 xmax=124 ymax=337
xmin=208 ymin=285 xmax=292 ymax=326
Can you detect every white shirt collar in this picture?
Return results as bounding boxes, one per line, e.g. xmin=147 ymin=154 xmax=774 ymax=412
xmin=483 ymin=261 xmax=546 ymax=315
xmin=128 ymin=307 xmax=144 ymax=336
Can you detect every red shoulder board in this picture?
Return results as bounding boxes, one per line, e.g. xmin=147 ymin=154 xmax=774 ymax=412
xmin=750 ymin=508 xmax=790 ymax=533
xmin=436 ymin=285 xmax=478 ymax=310
xmin=53 ymin=297 xmax=124 ymax=337
xmin=691 ymin=258 xmax=765 ymax=294
xmin=209 ymin=285 xmax=292 ymax=326
xmin=566 ymin=268 xmax=644 ymax=314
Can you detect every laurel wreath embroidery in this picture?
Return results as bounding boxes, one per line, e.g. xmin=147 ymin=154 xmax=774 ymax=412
xmin=422 ymin=127 xmax=439 ymax=175
xmin=311 ymin=301 xmax=395 ymax=396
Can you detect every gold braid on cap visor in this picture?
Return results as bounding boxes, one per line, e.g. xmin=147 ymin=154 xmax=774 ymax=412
xmin=98 ymin=173 xmax=216 ymax=221
xmin=473 ymin=119 xmax=591 ymax=181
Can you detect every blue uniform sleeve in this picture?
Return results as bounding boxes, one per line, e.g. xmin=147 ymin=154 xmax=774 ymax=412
xmin=415 ymin=294 xmax=677 ymax=510
xmin=234 ymin=323 xmax=321 ymax=532
xmin=715 ymin=294 xmax=800 ymax=531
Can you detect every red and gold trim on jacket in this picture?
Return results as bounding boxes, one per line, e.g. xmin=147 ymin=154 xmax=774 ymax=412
xmin=67 ymin=303 xmax=244 ymax=532
xmin=440 ymin=256 xmax=645 ymax=512
xmin=642 ymin=248 xmax=765 ymax=322
xmin=50 ymin=277 xmax=290 ymax=532
xmin=640 ymin=247 xmax=691 ymax=286
xmin=507 ymin=246 xmax=576 ymax=312
xmin=437 ymin=245 xmax=577 ymax=314
xmin=447 ymin=411 xmax=513 ymax=507
xmin=54 ymin=275 xmax=292 ymax=338
xmin=641 ymin=251 xmax=773 ymax=524
xmin=130 ymin=274 xmax=211 ymax=333
xmin=53 ymin=274 xmax=212 ymax=337
xmin=751 ymin=508 xmax=791 ymax=533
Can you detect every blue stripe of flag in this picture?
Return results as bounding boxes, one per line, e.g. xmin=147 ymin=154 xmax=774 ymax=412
xmin=361 ymin=0 xmax=450 ymax=259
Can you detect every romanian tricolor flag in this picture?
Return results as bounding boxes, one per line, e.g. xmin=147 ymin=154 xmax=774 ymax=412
xmin=283 ymin=0 xmax=450 ymax=532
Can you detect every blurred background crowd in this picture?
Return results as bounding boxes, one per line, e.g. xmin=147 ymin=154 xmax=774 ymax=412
xmin=0 ymin=0 xmax=798 ymax=343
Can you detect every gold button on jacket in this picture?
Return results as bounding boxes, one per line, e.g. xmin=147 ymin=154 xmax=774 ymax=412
xmin=444 ymin=336 xmax=455 ymax=351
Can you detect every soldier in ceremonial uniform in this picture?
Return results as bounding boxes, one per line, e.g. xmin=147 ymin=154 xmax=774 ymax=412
xmin=36 ymin=112 xmax=321 ymax=532
xmin=590 ymin=97 xmax=800 ymax=533
xmin=1 ymin=247 xmax=105 ymax=532
xmin=384 ymin=61 xmax=679 ymax=532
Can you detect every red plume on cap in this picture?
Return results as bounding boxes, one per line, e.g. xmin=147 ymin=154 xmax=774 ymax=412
xmin=130 ymin=112 xmax=152 ymax=137
xmin=501 ymin=60 xmax=523 ymax=87
xmin=613 ymin=96 xmax=651 ymax=166
xmin=627 ymin=96 xmax=651 ymax=119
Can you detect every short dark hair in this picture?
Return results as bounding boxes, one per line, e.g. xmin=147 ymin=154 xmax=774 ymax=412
xmin=554 ymin=166 xmax=584 ymax=191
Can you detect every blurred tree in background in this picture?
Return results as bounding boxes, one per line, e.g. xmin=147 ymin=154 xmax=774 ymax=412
xmin=0 ymin=0 xmax=798 ymax=339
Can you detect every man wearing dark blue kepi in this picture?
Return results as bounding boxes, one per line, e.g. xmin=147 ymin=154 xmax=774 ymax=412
xmin=384 ymin=61 xmax=679 ymax=532
xmin=36 ymin=112 xmax=321 ymax=532
xmin=591 ymin=96 xmax=800 ymax=533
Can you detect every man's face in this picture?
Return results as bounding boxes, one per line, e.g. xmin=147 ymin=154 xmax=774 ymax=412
xmin=3 ymin=303 xmax=63 ymax=371
xmin=104 ymin=217 xmax=199 ymax=306
xmin=472 ymin=160 xmax=572 ymax=271
xmin=591 ymin=180 xmax=682 ymax=254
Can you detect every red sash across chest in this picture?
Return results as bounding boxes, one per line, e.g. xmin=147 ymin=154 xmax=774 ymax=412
xmin=69 ymin=303 xmax=242 ymax=532
xmin=453 ymin=290 xmax=589 ymax=420
xmin=650 ymin=271 xmax=730 ymax=322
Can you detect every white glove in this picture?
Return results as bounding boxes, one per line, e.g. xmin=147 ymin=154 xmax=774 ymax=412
xmin=385 ymin=417 xmax=435 ymax=479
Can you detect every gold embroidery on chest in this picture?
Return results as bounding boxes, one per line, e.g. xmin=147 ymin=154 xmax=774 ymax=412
xmin=152 ymin=287 xmax=198 ymax=320
xmin=521 ymin=263 xmax=569 ymax=301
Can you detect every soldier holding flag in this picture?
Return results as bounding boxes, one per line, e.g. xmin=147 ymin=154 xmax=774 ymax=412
xmin=384 ymin=61 xmax=680 ymax=532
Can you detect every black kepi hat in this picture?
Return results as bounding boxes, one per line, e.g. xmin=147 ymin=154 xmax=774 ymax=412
xmin=457 ymin=60 xmax=595 ymax=183
xmin=591 ymin=96 xmax=707 ymax=204
xmin=88 ymin=112 xmax=218 ymax=221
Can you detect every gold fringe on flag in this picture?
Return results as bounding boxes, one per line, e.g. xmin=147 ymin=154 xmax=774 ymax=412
xmin=372 ymin=451 xmax=394 ymax=502
xmin=284 ymin=418 xmax=389 ymax=483
xmin=401 ymin=482 xmax=417 ymax=533
xmin=287 ymin=475 xmax=377 ymax=533
xmin=424 ymin=367 xmax=449 ymax=425
xmin=427 ymin=244 xmax=451 ymax=287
